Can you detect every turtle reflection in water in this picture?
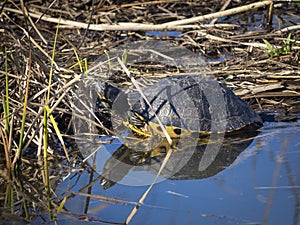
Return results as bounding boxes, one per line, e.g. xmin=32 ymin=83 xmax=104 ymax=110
xmin=100 ymin=128 xmax=260 ymax=189
xmin=95 ymin=75 xmax=262 ymax=189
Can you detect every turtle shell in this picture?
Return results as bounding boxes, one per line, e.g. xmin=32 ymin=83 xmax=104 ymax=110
xmin=127 ymin=75 xmax=262 ymax=136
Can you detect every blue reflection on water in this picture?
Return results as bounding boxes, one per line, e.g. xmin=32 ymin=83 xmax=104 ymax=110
xmin=145 ymin=31 xmax=182 ymax=37
xmin=52 ymin=120 xmax=300 ymax=225
xmin=128 ymin=122 xmax=300 ymax=225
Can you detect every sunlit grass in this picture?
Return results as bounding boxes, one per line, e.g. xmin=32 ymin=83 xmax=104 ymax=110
xmin=14 ymin=53 xmax=31 ymax=170
xmin=262 ymin=33 xmax=295 ymax=57
xmin=43 ymin=17 xmax=62 ymax=220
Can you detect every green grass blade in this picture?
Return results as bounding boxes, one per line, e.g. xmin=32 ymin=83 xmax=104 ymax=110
xmin=44 ymin=17 xmax=61 ymax=221
xmin=262 ymin=39 xmax=274 ymax=51
xmin=43 ymin=107 xmax=53 ymax=219
xmin=4 ymin=47 xmax=10 ymax=133
xmin=47 ymin=17 xmax=61 ymax=102
xmin=13 ymin=52 xmax=32 ymax=169
xmin=45 ymin=105 xmax=69 ymax=161
xmin=73 ymin=49 xmax=83 ymax=73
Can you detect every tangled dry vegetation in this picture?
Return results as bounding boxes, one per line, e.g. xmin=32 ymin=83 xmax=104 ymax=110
xmin=0 ymin=0 xmax=300 ymax=174
xmin=0 ymin=0 xmax=299 ymax=222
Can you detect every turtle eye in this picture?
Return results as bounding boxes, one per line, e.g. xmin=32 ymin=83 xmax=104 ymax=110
xmin=173 ymin=128 xmax=182 ymax=135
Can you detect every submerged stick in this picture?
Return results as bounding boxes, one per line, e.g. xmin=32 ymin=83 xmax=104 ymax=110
xmin=125 ymin=147 xmax=175 ymax=224
xmin=116 ymin=57 xmax=176 ymax=223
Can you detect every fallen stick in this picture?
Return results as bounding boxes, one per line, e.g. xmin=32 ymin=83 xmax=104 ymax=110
xmin=162 ymin=1 xmax=272 ymax=26
xmin=3 ymin=1 xmax=272 ymax=31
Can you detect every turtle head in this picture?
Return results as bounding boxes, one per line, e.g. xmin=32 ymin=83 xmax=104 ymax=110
xmin=96 ymin=81 xmax=123 ymax=104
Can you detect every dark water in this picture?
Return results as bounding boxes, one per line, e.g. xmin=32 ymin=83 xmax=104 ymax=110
xmin=37 ymin=120 xmax=300 ymax=225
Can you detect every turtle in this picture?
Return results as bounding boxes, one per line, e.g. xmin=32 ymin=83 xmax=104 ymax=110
xmin=96 ymin=75 xmax=262 ymax=138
